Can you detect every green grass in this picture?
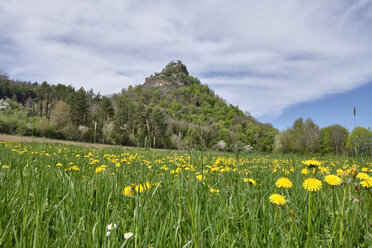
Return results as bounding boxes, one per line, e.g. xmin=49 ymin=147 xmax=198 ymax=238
xmin=0 ymin=141 xmax=371 ymax=247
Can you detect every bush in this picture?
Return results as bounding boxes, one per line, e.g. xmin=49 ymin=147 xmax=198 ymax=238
xmin=33 ymin=119 xmax=58 ymax=138
xmin=347 ymin=127 xmax=372 ymax=156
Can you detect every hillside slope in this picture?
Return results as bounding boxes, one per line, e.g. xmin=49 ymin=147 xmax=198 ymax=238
xmin=0 ymin=62 xmax=277 ymax=151
xmin=112 ymin=61 xmax=278 ymax=151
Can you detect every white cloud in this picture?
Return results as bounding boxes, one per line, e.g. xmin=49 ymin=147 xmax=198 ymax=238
xmin=1 ymin=0 xmax=372 ymax=118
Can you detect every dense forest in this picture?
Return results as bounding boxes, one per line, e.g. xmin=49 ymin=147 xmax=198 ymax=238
xmin=0 ymin=62 xmax=277 ymax=152
xmin=0 ymin=61 xmax=371 ymax=155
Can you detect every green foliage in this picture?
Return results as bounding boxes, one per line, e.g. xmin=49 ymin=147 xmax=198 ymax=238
xmin=50 ymin=100 xmax=71 ymax=128
xmin=0 ymin=142 xmax=370 ymax=247
xmin=346 ymin=127 xmax=372 ymax=156
xmin=319 ymin=125 xmax=349 ymax=154
xmin=0 ymin=62 xmax=277 ymax=151
xmin=68 ymin=87 xmax=88 ymax=126
xmin=274 ymin=118 xmax=320 ymax=154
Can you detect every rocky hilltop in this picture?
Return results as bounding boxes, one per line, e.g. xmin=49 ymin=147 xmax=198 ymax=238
xmin=144 ymin=61 xmax=198 ymax=89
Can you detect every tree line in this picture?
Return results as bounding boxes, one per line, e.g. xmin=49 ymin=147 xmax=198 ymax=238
xmin=273 ymin=117 xmax=371 ymax=156
xmin=1 ymin=61 xmax=370 ymax=155
xmin=0 ymin=62 xmax=277 ymax=152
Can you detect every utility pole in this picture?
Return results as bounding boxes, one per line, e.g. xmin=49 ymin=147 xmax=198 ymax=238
xmin=94 ymin=121 xmax=97 ymax=144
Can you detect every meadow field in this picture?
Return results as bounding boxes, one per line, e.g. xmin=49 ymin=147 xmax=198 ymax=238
xmin=0 ymin=140 xmax=371 ymax=247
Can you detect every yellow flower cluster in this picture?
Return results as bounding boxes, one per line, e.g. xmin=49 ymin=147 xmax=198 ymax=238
xmin=302 ymin=159 xmax=322 ymax=168
xmin=244 ymin=178 xmax=257 ymax=186
xmin=65 ymin=165 xmax=80 ymax=171
xmin=122 ymin=182 xmax=160 ymax=196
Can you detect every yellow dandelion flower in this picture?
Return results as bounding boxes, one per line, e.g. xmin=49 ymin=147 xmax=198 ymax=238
xmin=361 ymin=167 xmax=368 ymax=172
xmin=1 ymin=165 xmax=9 ymax=169
xmin=303 ymin=178 xmax=322 ymax=191
xmin=269 ymin=194 xmax=286 ymax=206
xmin=356 ymin=173 xmax=370 ymax=180
xmin=95 ymin=167 xmax=105 ymax=173
xmin=302 ymin=159 xmax=322 ymax=168
xmin=301 ymin=168 xmax=309 ymax=175
xmin=153 ymin=182 xmax=161 ymax=187
xmin=324 ymin=175 xmax=342 ymax=186
xmin=275 ymin=177 xmax=293 ymax=188
xmin=196 ymin=174 xmax=204 ymax=181
xmin=65 ymin=165 xmax=80 ymax=172
xmin=210 ymin=188 xmax=219 ymax=194
xmin=360 ymin=178 xmax=372 ymax=188
xmin=244 ymin=178 xmax=257 ymax=186
xmin=123 ymin=185 xmax=135 ymax=196
xmin=135 ymin=182 xmax=151 ymax=193
xmin=56 ymin=162 xmax=63 ymax=167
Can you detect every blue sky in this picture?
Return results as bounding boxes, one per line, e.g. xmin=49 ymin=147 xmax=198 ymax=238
xmin=259 ymin=82 xmax=372 ymax=131
xmin=0 ymin=0 xmax=371 ymax=131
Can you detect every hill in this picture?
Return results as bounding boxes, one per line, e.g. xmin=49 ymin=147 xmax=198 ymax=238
xmin=111 ymin=61 xmax=278 ymax=151
xmin=0 ymin=61 xmax=277 ymax=151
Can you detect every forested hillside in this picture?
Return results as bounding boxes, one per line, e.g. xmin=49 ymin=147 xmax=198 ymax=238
xmin=0 ymin=61 xmax=278 ymax=151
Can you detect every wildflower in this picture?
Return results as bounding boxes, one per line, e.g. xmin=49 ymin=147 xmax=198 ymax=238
xmin=210 ymin=188 xmax=219 ymax=194
xmin=123 ymin=185 xmax=135 ymax=196
xmin=303 ymin=178 xmax=322 ymax=192
xmin=319 ymin=166 xmax=330 ymax=174
xmin=244 ymin=178 xmax=257 ymax=186
xmin=196 ymin=174 xmax=204 ymax=181
xmin=349 ymin=167 xmax=358 ymax=177
xmin=153 ymin=182 xmax=161 ymax=187
xmin=56 ymin=162 xmax=63 ymax=167
xmin=1 ymin=165 xmax=9 ymax=169
xmin=301 ymin=168 xmax=309 ymax=175
xmin=269 ymin=194 xmax=286 ymax=206
xmin=107 ymin=223 xmax=117 ymax=231
xmin=135 ymin=182 xmax=151 ymax=193
xmin=360 ymin=178 xmax=372 ymax=188
xmin=65 ymin=165 xmax=80 ymax=171
xmin=275 ymin=177 xmax=293 ymax=188
xmin=356 ymin=173 xmax=370 ymax=180
xmin=324 ymin=175 xmax=342 ymax=186
xmin=90 ymin=159 xmax=100 ymax=165
xmin=290 ymin=209 xmax=295 ymax=217
xmin=302 ymin=159 xmax=321 ymax=168
xmin=106 ymin=231 xmax=111 ymax=237
xmin=96 ymin=167 xmax=106 ymax=173
xmin=124 ymin=232 xmax=133 ymax=240
xmin=337 ymin=169 xmax=346 ymax=177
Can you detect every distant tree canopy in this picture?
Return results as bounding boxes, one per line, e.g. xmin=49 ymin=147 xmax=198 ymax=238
xmin=319 ymin=124 xmax=349 ymax=154
xmin=346 ymin=127 xmax=372 ymax=156
xmin=273 ymin=118 xmax=320 ymax=154
xmin=0 ymin=62 xmax=278 ymax=152
xmin=273 ymin=118 xmax=371 ymax=156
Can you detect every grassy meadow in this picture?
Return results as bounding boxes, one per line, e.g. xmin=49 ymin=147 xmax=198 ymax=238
xmin=0 ymin=140 xmax=371 ymax=247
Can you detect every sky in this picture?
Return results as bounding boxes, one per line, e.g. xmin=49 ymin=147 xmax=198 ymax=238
xmin=0 ymin=0 xmax=371 ymax=131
